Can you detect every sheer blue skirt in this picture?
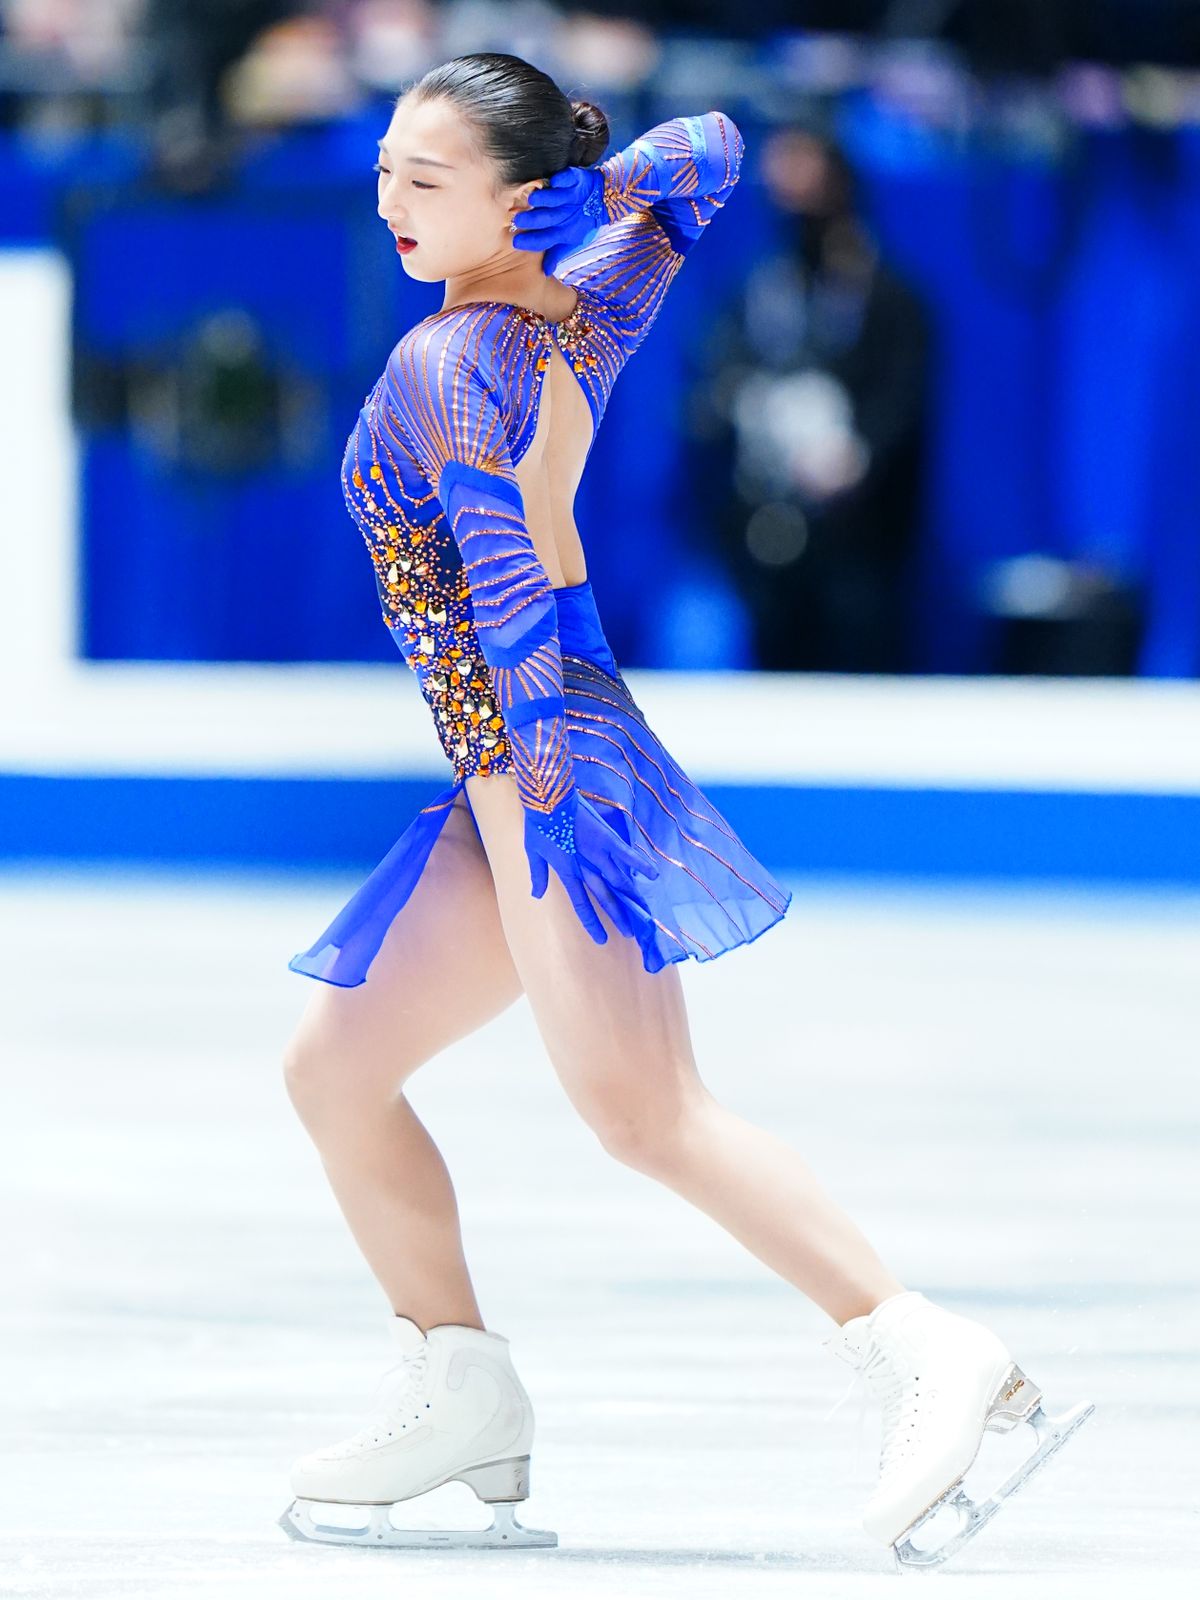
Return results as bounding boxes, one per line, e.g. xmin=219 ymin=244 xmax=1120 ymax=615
xmin=288 ymin=580 xmax=791 ymax=986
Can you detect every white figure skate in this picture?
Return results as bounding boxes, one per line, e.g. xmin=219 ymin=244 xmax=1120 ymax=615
xmin=278 ymin=1315 xmax=557 ymax=1548
xmin=823 ymin=1289 xmax=1094 ymax=1570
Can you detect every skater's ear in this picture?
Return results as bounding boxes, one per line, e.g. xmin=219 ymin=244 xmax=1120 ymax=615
xmin=508 ymin=176 xmax=550 ymax=220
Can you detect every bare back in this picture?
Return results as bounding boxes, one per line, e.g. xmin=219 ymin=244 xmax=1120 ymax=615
xmin=510 ymin=331 xmax=593 ymax=588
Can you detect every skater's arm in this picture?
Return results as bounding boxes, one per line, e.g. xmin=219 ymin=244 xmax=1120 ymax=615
xmin=597 ymin=110 xmax=745 ymax=259
xmin=380 ymin=310 xmax=573 ymax=821
xmin=542 ymin=111 xmax=745 ymax=352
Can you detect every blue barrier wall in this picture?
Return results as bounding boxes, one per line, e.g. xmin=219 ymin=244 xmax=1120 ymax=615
xmin=4 ymin=770 xmax=1199 ymax=886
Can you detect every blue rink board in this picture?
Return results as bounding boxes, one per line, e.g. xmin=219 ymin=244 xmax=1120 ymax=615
xmin=2 ymin=773 xmax=1199 ymax=885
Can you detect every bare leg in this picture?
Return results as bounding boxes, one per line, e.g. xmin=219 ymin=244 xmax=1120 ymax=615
xmin=464 ymin=772 xmax=907 ymax=1327
xmin=283 ymin=795 xmax=523 ymax=1331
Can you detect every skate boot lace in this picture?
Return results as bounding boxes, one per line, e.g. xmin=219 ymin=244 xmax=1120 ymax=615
xmin=342 ymin=1345 xmax=431 ymax=1450
xmin=825 ymin=1340 xmax=921 ymax=1481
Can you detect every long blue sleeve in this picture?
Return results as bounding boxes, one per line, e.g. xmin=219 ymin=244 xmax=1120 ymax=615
xmin=558 ymin=111 xmax=745 ymax=348
xmin=380 ymin=309 xmax=575 ymax=834
xmin=599 ymin=110 xmax=745 ymax=255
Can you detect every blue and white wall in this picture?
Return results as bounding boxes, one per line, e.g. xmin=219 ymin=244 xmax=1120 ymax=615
xmin=3 ymin=248 xmax=1199 ymax=885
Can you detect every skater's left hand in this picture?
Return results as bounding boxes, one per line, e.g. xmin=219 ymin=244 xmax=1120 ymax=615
xmin=524 ymin=792 xmax=658 ymax=945
xmin=511 ymin=166 xmax=608 ymax=276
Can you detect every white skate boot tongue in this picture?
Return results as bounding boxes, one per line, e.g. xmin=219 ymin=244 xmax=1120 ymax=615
xmin=824 ymin=1320 xmax=872 ymax=1366
xmin=362 ymin=1317 xmax=430 ymax=1419
xmin=389 ymin=1315 xmax=429 ymax=1356
xmin=823 ymin=1293 xmax=929 ymax=1392
xmin=823 ymin=1292 xmax=926 ymax=1369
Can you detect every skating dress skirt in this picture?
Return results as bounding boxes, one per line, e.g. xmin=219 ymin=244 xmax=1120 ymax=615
xmin=287 ymin=109 xmax=791 ymax=985
xmin=288 ymin=578 xmax=792 ymax=985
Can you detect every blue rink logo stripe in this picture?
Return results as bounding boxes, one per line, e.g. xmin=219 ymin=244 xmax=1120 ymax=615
xmin=1 ymin=774 xmax=1199 ymax=885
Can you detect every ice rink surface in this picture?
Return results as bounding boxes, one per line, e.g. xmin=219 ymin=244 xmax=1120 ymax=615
xmin=2 ymin=867 xmax=1197 ymax=1598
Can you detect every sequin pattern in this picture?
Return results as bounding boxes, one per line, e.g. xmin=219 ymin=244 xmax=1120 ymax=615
xmin=343 ymin=401 xmax=514 ymax=777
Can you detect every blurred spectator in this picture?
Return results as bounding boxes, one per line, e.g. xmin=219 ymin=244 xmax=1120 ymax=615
xmin=686 ymin=122 xmax=931 ymax=672
xmin=140 ymin=0 xmax=303 ymax=185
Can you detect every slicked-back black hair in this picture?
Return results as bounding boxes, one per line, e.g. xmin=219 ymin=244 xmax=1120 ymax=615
xmin=402 ymin=52 xmax=609 ymax=187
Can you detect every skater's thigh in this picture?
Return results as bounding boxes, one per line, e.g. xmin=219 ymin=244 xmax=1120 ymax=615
xmin=463 ymin=773 xmax=705 ymax=1146
xmin=286 ymin=794 xmax=523 ymax=1096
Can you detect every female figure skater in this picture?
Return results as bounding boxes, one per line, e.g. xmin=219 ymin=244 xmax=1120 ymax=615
xmin=278 ymin=53 xmax=1091 ymax=1568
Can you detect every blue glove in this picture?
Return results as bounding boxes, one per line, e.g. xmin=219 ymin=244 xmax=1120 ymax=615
xmin=511 ymin=165 xmax=609 ymax=276
xmin=524 ymin=790 xmax=659 ymax=945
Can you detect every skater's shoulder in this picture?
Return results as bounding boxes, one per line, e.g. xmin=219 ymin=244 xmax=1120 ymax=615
xmin=381 ymin=306 xmax=510 ymax=421
xmin=390 ymin=303 xmax=507 ymax=380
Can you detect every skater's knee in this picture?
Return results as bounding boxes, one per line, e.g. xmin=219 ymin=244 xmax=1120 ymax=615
xmin=282 ymin=1036 xmax=331 ymax=1115
xmin=282 ymin=1034 xmax=384 ymax=1122
xmin=283 ymin=987 xmax=435 ymax=1120
xmin=587 ymin=1084 xmax=710 ymax=1176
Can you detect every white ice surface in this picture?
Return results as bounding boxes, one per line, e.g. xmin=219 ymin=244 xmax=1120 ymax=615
xmin=1 ymin=870 xmax=1197 ymax=1597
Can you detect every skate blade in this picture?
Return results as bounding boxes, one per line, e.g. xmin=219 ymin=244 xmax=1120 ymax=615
xmin=278 ymin=1496 xmax=558 ymax=1549
xmin=892 ymin=1395 xmax=1095 ymax=1571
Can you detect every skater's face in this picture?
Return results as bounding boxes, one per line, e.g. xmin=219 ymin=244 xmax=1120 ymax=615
xmin=375 ymin=95 xmax=544 ymax=283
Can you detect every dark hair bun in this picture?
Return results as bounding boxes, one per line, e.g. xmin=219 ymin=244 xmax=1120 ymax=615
xmin=569 ymin=98 xmax=609 ymax=168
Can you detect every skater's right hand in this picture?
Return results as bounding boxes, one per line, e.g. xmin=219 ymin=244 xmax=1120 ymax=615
xmin=510 ymin=166 xmax=608 ymax=276
xmin=524 ymin=792 xmax=659 ymax=945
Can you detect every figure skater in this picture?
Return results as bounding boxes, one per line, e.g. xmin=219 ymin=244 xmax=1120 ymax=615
xmin=278 ymin=52 xmax=1092 ymax=1567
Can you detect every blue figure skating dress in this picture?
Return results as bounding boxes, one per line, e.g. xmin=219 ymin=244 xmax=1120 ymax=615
xmin=289 ymin=110 xmax=792 ymax=985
